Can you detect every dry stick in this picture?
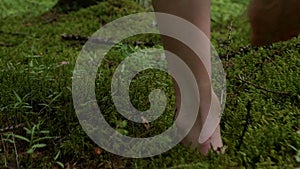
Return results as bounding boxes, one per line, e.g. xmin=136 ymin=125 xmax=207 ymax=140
xmin=0 ymin=42 xmax=14 ymax=47
xmin=225 ymin=21 xmax=233 ymax=69
xmin=0 ymin=123 xmax=25 ymax=134
xmin=245 ymin=63 xmax=262 ymax=80
xmin=237 ymin=101 xmax=252 ymax=151
xmin=236 ymin=77 xmax=290 ymax=95
xmin=61 ymin=34 xmax=115 ymax=44
xmin=0 ymin=124 xmax=24 ymax=168
xmin=0 ymin=30 xmax=26 ymax=47
xmin=12 ymin=132 xmax=20 ymax=169
xmin=229 ymin=57 xmax=276 ymax=97
xmin=61 ymin=34 xmax=154 ymax=47
xmin=61 ymin=34 xmax=89 ymax=41
xmin=1 ymin=134 xmax=8 ymax=166
xmin=108 ymin=153 xmax=115 ymax=169
xmin=246 ymin=57 xmax=277 ymax=80
xmin=0 ymin=30 xmax=27 ymax=37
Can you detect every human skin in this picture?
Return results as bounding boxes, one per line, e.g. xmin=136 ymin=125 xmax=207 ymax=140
xmin=152 ymin=0 xmax=223 ymax=154
xmin=151 ymin=0 xmax=299 ymax=155
xmin=249 ymin=0 xmax=300 ymax=46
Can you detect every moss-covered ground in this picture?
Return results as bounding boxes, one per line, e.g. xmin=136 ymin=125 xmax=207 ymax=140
xmin=0 ymin=0 xmax=299 ymax=168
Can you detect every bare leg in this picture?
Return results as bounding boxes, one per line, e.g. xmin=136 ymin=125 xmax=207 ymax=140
xmin=249 ymin=0 xmax=300 ymax=46
xmin=152 ymin=0 xmax=223 ymax=154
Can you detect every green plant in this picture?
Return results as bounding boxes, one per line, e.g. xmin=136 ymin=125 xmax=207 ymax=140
xmin=12 ymin=90 xmax=32 ymax=110
xmin=3 ymin=121 xmax=53 ymax=154
xmin=52 ymin=150 xmax=64 ymax=168
xmin=289 ymin=144 xmax=300 ymax=163
xmin=0 ymin=0 xmax=299 ymax=168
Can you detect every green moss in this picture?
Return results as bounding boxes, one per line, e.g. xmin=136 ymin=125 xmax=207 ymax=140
xmin=0 ymin=0 xmax=299 ymax=168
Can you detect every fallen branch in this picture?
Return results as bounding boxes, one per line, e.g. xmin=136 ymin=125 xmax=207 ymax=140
xmin=225 ymin=21 xmax=233 ymax=69
xmin=61 ymin=33 xmax=155 ymax=47
xmin=236 ymin=77 xmax=290 ymax=95
xmin=61 ymin=33 xmax=114 ymax=44
xmin=237 ymin=101 xmax=252 ymax=151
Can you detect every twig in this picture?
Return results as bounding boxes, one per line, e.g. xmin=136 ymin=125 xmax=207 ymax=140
xmin=237 ymin=101 xmax=252 ymax=151
xmin=108 ymin=153 xmax=115 ymax=169
xmin=135 ymin=128 xmax=156 ymax=138
xmin=0 ymin=123 xmax=25 ymax=134
xmin=0 ymin=42 xmax=15 ymax=47
xmin=12 ymin=132 xmax=20 ymax=169
xmin=0 ymin=30 xmax=27 ymax=37
xmin=1 ymin=134 xmax=8 ymax=166
xmin=225 ymin=21 xmax=233 ymax=69
xmin=61 ymin=33 xmax=155 ymax=47
xmin=246 ymin=57 xmax=276 ymax=80
xmin=61 ymin=34 xmax=89 ymax=41
xmin=43 ymin=18 xmax=58 ymax=24
xmin=61 ymin=34 xmax=115 ymax=44
xmin=236 ymin=77 xmax=290 ymax=95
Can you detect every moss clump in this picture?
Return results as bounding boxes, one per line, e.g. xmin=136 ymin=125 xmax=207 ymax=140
xmin=0 ymin=0 xmax=299 ymax=168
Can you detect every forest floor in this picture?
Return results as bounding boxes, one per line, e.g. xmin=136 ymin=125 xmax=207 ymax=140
xmin=0 ymin=0 xmax=299 ymax=168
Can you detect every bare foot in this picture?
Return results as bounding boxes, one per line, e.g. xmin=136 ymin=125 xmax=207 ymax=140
xmin=175 ymin=92 xmax=223 ymax=155
xmin=198 ymin=125 xmax=223 ymax=154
